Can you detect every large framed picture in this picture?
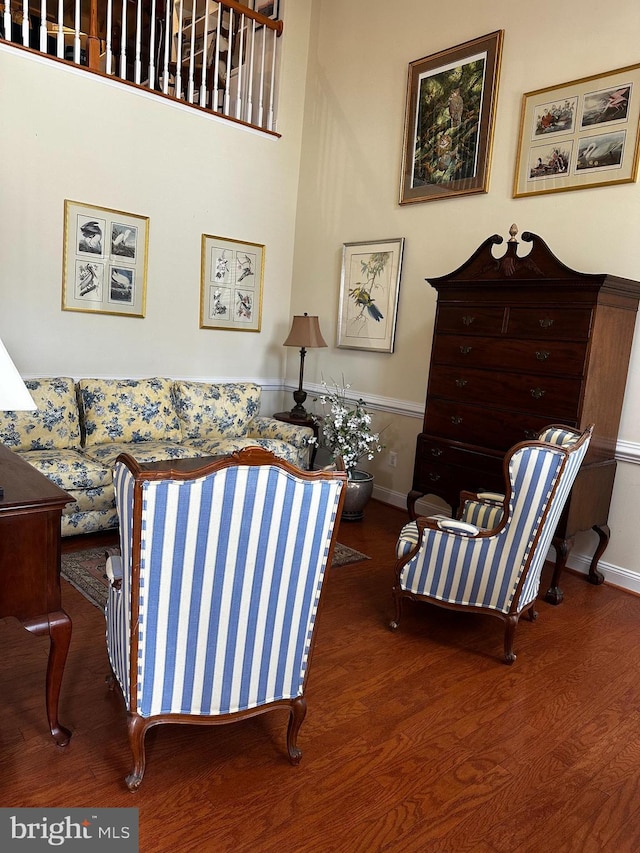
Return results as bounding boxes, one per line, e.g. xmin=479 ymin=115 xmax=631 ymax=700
xmin=337 ymin=238 xmax=404 ymax=353
xmin=200 ymin=234 xmax=264 ymax=332
xmin=62 ymin=200 xmax=149 ymax=317
xmin=513 ymin=63 xmax=640 ymax=197
xmin=399 ymin=30 xmax=503 ymax=205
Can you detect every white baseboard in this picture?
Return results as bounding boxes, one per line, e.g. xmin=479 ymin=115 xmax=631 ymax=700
xmin=373 ymin=482 xmax=639 ymax=597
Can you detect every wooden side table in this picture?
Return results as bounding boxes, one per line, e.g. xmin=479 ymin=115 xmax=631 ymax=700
xmin=273 ymin=411 xmax=320 ymax=469
xmin=0 ymin=444 xmax=73 ymax=745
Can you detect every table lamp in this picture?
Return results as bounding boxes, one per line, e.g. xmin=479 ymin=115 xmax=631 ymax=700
xmin=283 ymin=313 xmax=327 ymax=416
xmin=0 ymin=336 xmax=37 ymax=498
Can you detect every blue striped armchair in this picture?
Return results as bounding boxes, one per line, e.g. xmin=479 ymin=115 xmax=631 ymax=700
xmin=392 ymin=424 xmax=593 ymax=664
xmin=105 ymin=447 xmax=346 ymax=790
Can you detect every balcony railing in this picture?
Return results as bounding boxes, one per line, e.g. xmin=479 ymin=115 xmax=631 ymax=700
xmin=0 ymin=0 xmax=283 ymax=132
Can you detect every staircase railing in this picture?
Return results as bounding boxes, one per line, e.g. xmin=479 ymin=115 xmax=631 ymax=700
xmin=0 ymin=0 xmax=283 ymax=133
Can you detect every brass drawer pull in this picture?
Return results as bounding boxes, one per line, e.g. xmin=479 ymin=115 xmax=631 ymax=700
xmin=462 ymin=315 xmax=475 ymax=326
xmin=535 ymin=350 xmax=550 ymax=361
xmin=455 ymin=378 xmax=468 ymax=387
xmin=428 ymin=472 xmax=441 ymax=482
xmin=451 ymin=416 xmax=463 ymax=425
xmin=524 ymin=429 xmax=538 ymax=439
xmin=539 ymin=318 xmax=554 ymax=328
xmin=430 ymin=447 xmax=443 ymax=457
xmin=459 ymin=345 xmax=473 ymax=355
xmin=530 ymin=387 xmax=546 ymax=399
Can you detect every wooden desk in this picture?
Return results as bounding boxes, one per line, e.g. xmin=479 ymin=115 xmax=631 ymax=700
xmin=0 ymin=444 xmax=73 ymax=746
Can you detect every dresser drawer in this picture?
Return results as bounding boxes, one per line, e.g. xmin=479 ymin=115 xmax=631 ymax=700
xmin=436 ymin=305 xmax=505 ymax=335
xmin=507 ymin=307 xmax=592 ymax=340
xmin=424 ymin=399 xmax=576 ymax=451
xmin=412 ymin=435 xmax=504 ymax=506
xmin=432 ymin=334 xmax=588 ymax=376
xmin=428 ymin=365 xmax=582 ymax=418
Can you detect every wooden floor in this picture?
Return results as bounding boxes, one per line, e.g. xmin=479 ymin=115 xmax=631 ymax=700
xmin=2 ymin=500 xmax=640 ymax=852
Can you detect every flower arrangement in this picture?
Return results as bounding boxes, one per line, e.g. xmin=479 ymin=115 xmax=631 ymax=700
xmin=312 ymin=379 xmax=384 ymax=478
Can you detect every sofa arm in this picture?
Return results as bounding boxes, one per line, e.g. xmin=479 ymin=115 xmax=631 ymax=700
xmin=248 ymin=416 xmax=314 ymax=449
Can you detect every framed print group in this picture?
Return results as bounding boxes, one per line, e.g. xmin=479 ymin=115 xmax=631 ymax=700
xmin=337 ymin=238 xmax=404 ymax=353
xmin=62 ymin=200 xmax=148 ymax=317
xmin=399 ymin=30 xmax=503 ymax=204
xmin=200 ymin=234 xmax=264 ymax=332
xmin=513 ymin=63 xmax=640 ymax=197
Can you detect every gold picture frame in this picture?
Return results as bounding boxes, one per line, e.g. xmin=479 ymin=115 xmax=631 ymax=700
xmin=62 ymin=200 xmax=149 ymax=317
xmin=513 ymin=63 xmax=640 ymax=197
xmin=200 ymin=234 xmax=264 ymax=332
xmin=399 ymin=30 xmax=503 ymax=204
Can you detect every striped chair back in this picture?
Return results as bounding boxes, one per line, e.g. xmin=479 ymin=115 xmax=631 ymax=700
xmin=400 ymin=426 xmax=592 ymax=614
xmin=107 ymin=450 xmax=345 ymax=720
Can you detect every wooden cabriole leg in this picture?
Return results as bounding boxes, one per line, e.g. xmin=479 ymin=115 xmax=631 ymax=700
xmin=503 ymin=614 xmax=518 ymax=665
xmin=286 ymin=697 xmax=307 ymax=765
xmin=545 ymin=535 xmax=575 ymax=605
xmin=22 ymin=610 xmax=72 ymax=747
xmin=125 ymin=713 xmax=150 ymax=791
xmin=588 ymin=524 xmax=609 ymax=586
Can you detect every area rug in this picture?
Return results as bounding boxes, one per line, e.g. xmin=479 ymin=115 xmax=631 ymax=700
xmin=61 ymin=542 xmax=371 ymax=610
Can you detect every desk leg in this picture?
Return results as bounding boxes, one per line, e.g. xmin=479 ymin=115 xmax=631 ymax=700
xmin=23 ymin=610 xmax=72 ymax=746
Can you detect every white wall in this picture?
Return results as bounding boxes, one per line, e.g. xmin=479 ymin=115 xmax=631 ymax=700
xmin=291 ymin=0 xmax=640 ymax=586
xmin=0 ymin=0 xmax=313 ymax=392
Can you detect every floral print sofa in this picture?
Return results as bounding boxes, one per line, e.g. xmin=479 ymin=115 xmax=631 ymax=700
xmin=0 ymin=377 xmax=312 ymax=537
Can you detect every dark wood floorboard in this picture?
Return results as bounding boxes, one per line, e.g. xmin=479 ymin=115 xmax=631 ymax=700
xmin=2 ymin=499 xmax=640 ymax=851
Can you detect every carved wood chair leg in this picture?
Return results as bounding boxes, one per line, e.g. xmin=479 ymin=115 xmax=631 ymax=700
xmin=527 ymin=603 xmax=538 ymax=622
xmin=125 ymin=713 xmax=149 ymax=791
xmin=286 ymin=697 xmax=307 ymax=765
xmin=503 ymin=615 xmax=518 ymax=665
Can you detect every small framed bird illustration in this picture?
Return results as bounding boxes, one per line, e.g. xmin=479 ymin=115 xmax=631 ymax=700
xmin=337 ymin=238 xmax=404 ymax=353
xmin=62 ymin=200 xmax=149 ymax=317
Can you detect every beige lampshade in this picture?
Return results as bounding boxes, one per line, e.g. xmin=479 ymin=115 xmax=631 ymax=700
xmin=283 ymin=313 xmax=327 ymax=349
xmin=0 ymin=337 xmax=36 ymax=411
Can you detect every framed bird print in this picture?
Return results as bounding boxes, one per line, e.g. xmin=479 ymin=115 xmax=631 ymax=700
xmin=513 ymin=62 xmax=640 ymax=197
xmin=200 ymin=234 xmax=264 ymax=332
xmin=337 ymin=238 xmax=404 ymax=353
xmin=62 ymin=200 xmax=149 ymax=317
xmin=399 ymin=31 xmax=503 ymax=204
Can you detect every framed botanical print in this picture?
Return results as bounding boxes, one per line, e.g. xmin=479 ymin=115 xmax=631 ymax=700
xmin=200 ymin=234 xmax=264 ymax=331
xmin=62 ymin=200 xmax=149 ymax=317
xmin=337 ymin=238 xmax=404 ymax=353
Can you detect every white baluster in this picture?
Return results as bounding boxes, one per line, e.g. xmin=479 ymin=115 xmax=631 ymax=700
xmin=73 ymin=0 xmax=80 ymax=63
xmin=199 ymin=0 xmax=213 ymax=107
xmin=224 ymin=8 xmax=233 ymax=115
xmin=212 ymin=3 xmax=222 ymax=112
xmin=105 ymin=0 xmax=113 ymax=74
xmin=175 ymin=0 xmax=184 ymax=99
xmin=257 ymin=17 xmax=266 ymax=129
xmin=267 ymin=26 xmax=276 ymax=131
xmin=161 ymin=0 xmax=171 ymax=94
xmin=2 ymin=3 xmax=11 ymax=47
xmin=120 ymin=0 xmax=127 ymax=79
xmin=148 ymin=0 xmax=157 ymax=88
xmin=134 ymin=0 xmax=142 ymax=84
xmin=187 ymin=0 xmax=196 ymax=103
xmin=234 ymin=12 xmax=245 ymax=119
xmin=56 ymin=0 xmax=64 ymax=57
xmin=21 ymin=0 xmax=28 ymax=46
xmin=245 ymin=18 xmax=256 ymax=125
xmin=39 ymin=0 xmax=47 ymax=52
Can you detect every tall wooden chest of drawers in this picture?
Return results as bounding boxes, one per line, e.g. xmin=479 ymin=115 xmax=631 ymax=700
xmin=409 ymin=228 xmax=640 ymax=603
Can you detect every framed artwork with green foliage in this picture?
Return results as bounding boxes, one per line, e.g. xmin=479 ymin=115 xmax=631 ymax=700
xmin=399 ymin=31 xmax=503 ymax=204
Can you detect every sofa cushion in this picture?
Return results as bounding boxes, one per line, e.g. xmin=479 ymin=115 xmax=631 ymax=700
xmin=0 ymin=377 xmax=81 ymax=451
xmin=174 ymin=381 xmax=261 ymax=441
xmin=81 ymin=440 xmax=201 ymax=469
xmin=16 ymin=448 xmax=112 ymax=491
xmin=182 ymin=436 xmax=303 ymax=466
xmin=78 ymin=378 xmax=181 ymax=447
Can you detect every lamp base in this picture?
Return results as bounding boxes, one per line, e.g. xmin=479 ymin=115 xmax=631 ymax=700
xmin=291 ymin=388 xmax=307 ymax=416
